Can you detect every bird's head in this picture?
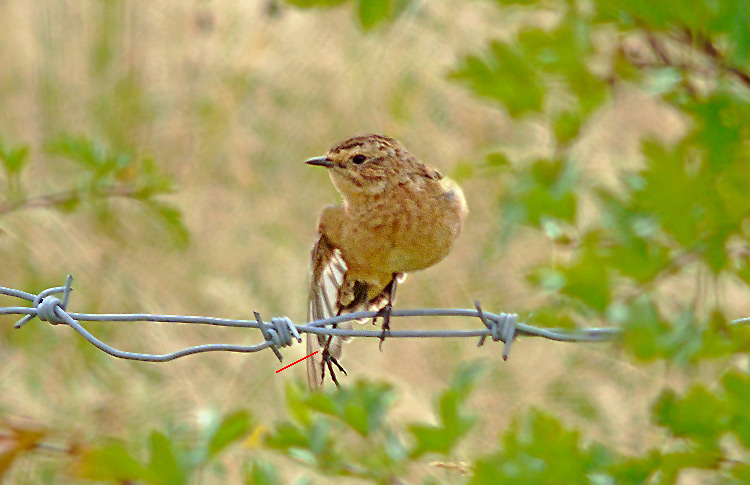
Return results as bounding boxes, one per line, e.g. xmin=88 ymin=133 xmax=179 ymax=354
xmin=306 ymin=134 xmax=413 ymax=198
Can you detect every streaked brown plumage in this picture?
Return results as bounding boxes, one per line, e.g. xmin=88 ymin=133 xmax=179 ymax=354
xmin=306 ymin=134 xmax=467 ymax=389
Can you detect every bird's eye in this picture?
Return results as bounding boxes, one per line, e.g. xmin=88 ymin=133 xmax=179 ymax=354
xmin=351 ymin=154 xmax=367 ymax=165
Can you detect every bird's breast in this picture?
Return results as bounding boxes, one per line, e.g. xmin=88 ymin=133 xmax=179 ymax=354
xmin=339 ymin=180 xmax=466 ymax=283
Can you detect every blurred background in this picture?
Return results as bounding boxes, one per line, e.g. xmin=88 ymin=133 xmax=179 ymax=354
xmin=2 ymin=0 xmax=748 ymax=483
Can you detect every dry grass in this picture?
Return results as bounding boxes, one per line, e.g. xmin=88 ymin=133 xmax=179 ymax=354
xmin=0 ymin=0 xmax=699 ymax=482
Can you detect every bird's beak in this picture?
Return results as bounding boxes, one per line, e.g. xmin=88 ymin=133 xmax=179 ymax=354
xmin=305 ymin=156 xmax=334 ymax=168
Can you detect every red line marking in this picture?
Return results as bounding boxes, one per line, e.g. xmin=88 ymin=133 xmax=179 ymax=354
xmin=276 ymin=351 xmax=319 ymax=373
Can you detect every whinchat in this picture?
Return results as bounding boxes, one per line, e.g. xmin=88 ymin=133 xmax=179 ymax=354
xmin=305 ymin=134 xmax=467 ymax=389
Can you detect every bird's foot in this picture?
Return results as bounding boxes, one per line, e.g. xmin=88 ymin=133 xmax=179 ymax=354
xmin=320 ymin=336 xmax=347 ymax=388
xmin=374 ymin=304 xmax=392 ymax=351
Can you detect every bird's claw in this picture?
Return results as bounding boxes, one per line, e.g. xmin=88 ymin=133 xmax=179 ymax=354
xmin=375 ymin=304 xmax=392 ymax=351
xmin=320 ymin=349 xmax=347 ymax=388
xmin=321 ymin=336 xmax=347 ymax=388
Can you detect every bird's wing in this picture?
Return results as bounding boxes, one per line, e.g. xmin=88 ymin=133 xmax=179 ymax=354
xmin=306 ymin=235 xmax=406 ymax=389
xmin=306 ymin=233 xmax=350 ymax=390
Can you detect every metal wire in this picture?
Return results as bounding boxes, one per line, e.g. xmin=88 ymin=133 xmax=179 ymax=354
xmin=2 ymin=275 xmax=626 ymax=364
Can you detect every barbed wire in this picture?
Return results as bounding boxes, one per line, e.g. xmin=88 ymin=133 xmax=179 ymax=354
xmin=0 ymin=274 xmax=635 ymax=364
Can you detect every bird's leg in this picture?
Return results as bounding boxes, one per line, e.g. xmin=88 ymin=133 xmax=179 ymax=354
xmin=375 ymin=273 xmax=400 ymax=350
xmin=323 ymin=352 xmax=347 ymax=388
xmin=320 ymin=314 xmax=348 ymax=387
xmin=320 ymin=333 xmax=347 ymax=388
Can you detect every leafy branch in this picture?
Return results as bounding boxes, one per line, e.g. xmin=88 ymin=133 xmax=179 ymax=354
xmin=0 ymin=134 xmax=188 ymax=246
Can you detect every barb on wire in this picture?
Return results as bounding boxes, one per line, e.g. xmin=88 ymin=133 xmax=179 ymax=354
xmin=1 ymin=275 xmax=630 ymax=365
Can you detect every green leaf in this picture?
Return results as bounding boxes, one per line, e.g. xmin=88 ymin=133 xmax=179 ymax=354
xmin=657 ymin=449 xmax=721 ymax=482
xmin=146 ymin=431 xmax=184 ymax=485
xmin=598 ymin=191 xmax=671 ymax=283
xmin=605 ymin=451 xmax=661 ymax=485
xmin=531 ymin=231 xmax=615 ymax=313
xmin=47 ymin=135 xmax=112 ymax=171
xmin=652 ymin=310 xmax=704 ymax=364
xmin=73 ymin=443 xmax=149 ymax=481
xmin=283 ymin=0 xmax=410 ymax=29
xmin=612 ymin=47 xmax=642 ymax=82
xmin=355 ymin=0 xmax=391 ymax=30
xmin=633 ymin=139 xmax=744 ymax=273
xmin=621 ymin=298 xmax=749 ymax=363
xmin=207 ymin=411 xmax=254 ymax=459
xmin=492 ymin=0 xmax=541 ymax=4
xmin=593 ymin=1 xmax=687 ymax=29
xmin=635 ymin=141 xmax=701 ymax=247
xmin=652 ymin=386 xmax=728 ymax=446
xmin=557 ymin=235 xmax=611 ymax=312
xmin=486 ymin=152 xmax=510 ymax=168
xmin=408 ymin=361 xmax=483 ymax=458
xmin=721 ymin=369 xmax=750 ymax=447
xmin=553 ymin=110 xmax=583 ymax=145
xmin=450 ymin=16 xmax=607 ymax=119
xmin=620 ymin=296 xmax=671 ymax=361
xmin=144 ymin=200 xmax=191 ymax=248
xmin=284 ymin=381 xmax=315 ymax=425
xmin=0 ymin=137 xmax=30 ymax=201
xmin=696 ymin=311 xmax=737 ymax=359
xmin=504 ymin=158 xmax=578 ymax=227
xmin=282 ymin=0 xmax=347 ymax=7
xmin=264 ymin=421 xmax=318 ymax=452
xmin=134 ymin=155 xmax=178 ymax=196
xmin=732 ymin=462 xmax=750 ymax=482
xmin=684 ymin=93 xmax=750 ymax=172
xmin=265 ymin=380 xmax=407 ymax=479
xmin=449 ymin=41 xmax=545 ymax=118
xmin=0 ymin=139 xmax=30 ymax=176
xmin=245 ymin=460 xmax=281 ymax=485
xmin=525 ymin=306 xmax=577 ymax=329
xmin=723 ymin=2 xmax=750 ymax=65
xmin=312 ymin=380 xmax=395 ymax=437
xmin=471 ymin=410 xmax=608 ymax=484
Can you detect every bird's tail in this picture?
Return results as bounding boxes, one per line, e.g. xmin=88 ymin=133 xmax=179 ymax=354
xmin=307 ymin=235 xmax=348 ymax=390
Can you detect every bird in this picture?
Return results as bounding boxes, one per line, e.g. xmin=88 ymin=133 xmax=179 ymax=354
xmin=305 ymin=134 xmax=468 ymax=389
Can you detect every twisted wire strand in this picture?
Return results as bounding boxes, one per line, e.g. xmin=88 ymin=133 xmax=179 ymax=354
xmin=1 ymin=275 xmax=721 ymax=364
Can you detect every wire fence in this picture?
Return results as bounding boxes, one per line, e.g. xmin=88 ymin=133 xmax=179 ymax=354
xmin=0 ymin=274 xmax=647 ymax=364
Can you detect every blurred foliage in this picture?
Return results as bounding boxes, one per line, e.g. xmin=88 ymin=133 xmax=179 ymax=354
xmin=0 ymin=134 xmax=188 ymax=247
xmin=264 ymin=361 xmax=482 ymax=482
xmin=6 ymin=364 xmax=750 ymax=483
xmin=66 ymin=411 xmax=252 ymax=484
xmin=456 ymin=0 xmax=750 ymax=481
xmin=280 ymin=0 xmax=750 ymax=481
xmin=3 ymin=0 xmax=750 ymax=481
xmin=441 ymin=0 xmax=750 ymax=350
xmin=282 ymin=0 xmax=412 ymax=30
